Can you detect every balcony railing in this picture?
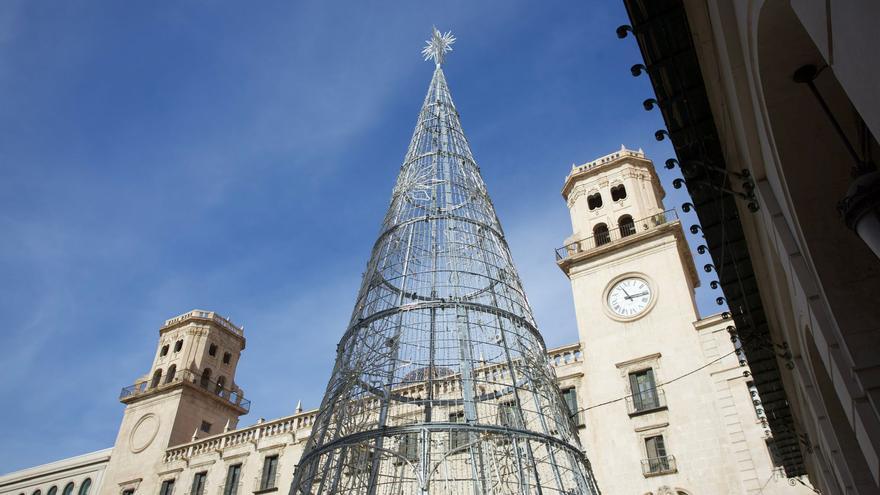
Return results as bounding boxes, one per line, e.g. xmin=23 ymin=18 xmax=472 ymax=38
xmin=641 ymin=455 xmax=677 ymax=476
xmin=555 ymin=209 xmax=678 ymax=261
xmin=625 ymin=388 xmax=667 ymax=415
xmin=119 ymin=369 xmax=250 ymax=412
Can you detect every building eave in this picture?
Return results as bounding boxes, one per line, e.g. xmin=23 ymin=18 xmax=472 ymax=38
xmin=619 ymin=0 xmax=806 ymax=476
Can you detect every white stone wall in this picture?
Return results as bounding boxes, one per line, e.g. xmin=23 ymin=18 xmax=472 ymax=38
xmin=558 ymin=150 xmax=815 ymax=495
xmin=0 ymin=449 xmax=111 ymax=495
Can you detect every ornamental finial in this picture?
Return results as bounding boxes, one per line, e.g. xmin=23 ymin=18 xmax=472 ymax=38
xmin=422 ymin=27 xmax=455 ymax=66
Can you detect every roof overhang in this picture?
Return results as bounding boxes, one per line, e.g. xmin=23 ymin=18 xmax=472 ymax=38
xmin=619 ymin=0 xmax=806 ymax=477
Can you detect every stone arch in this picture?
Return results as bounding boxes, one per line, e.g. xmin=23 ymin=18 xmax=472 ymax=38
xmin=200 ymin=368 xmax=212 ymax=388
xmin=618 ymin=214 xmax=635 ymax=237
xmin=593 ymin=223 xmax=610 ymax=246
xmin=756 ymin=1 xmax=880 ymax=366
xmin=150 ymin=368 xmax=162 ymax=388
xmin=165 ymin=364 xmax=177 ymax=384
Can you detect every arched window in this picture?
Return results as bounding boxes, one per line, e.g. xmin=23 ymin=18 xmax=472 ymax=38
xmin=208 ymin=343 xmax=217 ymax=356
xmin=610 ymin=184 xmax=627 ymax=201
xmin=78 ymin=479 xmax=91 ymax=495
xmin=33 ymin=490 xmax=41 ymax=495
xmin=62 ymin=483 xmax=74 ymax=495
xmin=165 ymin=364 xmax=177 ymax=384
xmin=619 ymin=215 xmax=636 ymax=237
xmin=593 ymin=223 xmax=610 ymax=246
xmin=47 ymin=486 xmax=57 ymax=495
xmin=216 ymin=376 xmax=226 ymax=395
xmin=200 ymin=368 xmax=212 ymax=389
xmin=150 ymin=369 xmax=163 ymax=389
xmin=587 ymin=193 xmax=603 ymax=210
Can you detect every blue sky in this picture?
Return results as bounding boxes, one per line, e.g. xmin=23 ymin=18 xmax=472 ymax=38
xmin=0 ymin=1 xmax=723 ymax=472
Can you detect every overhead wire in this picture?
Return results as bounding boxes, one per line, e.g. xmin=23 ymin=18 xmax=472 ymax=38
xmin=572 ymin=349 xmax=738 ymax=414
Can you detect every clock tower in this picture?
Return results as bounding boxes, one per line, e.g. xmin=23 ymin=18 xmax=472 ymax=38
xmin=557 ymin=147 xmax=735 ymax=494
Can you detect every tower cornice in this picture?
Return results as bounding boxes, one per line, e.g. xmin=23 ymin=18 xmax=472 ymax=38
xmin=160 ymin=309 xmax=245 ymax=347
xmin=561 ymin=147 xmax=664 ymax=201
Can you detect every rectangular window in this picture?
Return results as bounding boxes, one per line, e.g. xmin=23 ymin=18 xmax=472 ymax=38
xmin=497 ymin=401 xmax=522 ymax=428
xmin=398 ymin=432 xmax=419 ymax=462
xmin=190 ymin=472 xmax=207 ymax=495
xmin=223 ymin=464 xmax=241 ymax=495
xmin=223 ymin=352 xmax=232 ymax=365
xmin=347 ymin=447 xmax=372 ymax=474
xmin=644 ymin=435 xmax=670 ymax=473
xmin=629 ymin=369 xmax=660 ymax=412
xmin=260 ymin=455 xmax=279 ymax=490
xmin=200 ymin=421 xmax=212 ymax=433
xmin=561 ymin=388 xmax=582 ymax=426
xmin=158 ymin=480 xmax=174 ymax=495
xmin=448 ymin=411 xmax=468 ymax=451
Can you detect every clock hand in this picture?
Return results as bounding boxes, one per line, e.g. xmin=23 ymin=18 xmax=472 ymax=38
xmin=629 ymin=291 xmax=649 ymax=298
xmin=621 ymin=287 xmax=632 ymax=299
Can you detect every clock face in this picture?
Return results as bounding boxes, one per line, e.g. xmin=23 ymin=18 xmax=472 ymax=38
xmin=607 ymin=278 xmax=653 ymax=318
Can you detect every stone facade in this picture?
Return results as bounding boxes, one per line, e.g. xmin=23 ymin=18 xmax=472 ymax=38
xmin=617 ymin=1 xmax=880 ymax=493
xmin=0 ymin=152 xmax=819 ymax=495
xmin=556 ymin=148 xmax=813 ymax=495
xmin=0 ymin=449 xmax=110 ymax=495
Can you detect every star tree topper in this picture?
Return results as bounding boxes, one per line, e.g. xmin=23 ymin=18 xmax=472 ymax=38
xmin=422 ymin=27 xmax=455 ymax=66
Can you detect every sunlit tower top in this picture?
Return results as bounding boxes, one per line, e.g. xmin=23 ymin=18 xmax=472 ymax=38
xmin=289 ymin=29 xmax=600 ymax=495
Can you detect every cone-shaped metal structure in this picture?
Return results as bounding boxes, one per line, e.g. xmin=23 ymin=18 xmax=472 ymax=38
xmin=291 ymin=29 xmax=600 ymax=495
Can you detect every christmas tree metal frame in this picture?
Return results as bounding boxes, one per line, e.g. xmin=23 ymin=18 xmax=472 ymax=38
xmin=290 ymin=28 xmax=600 ymax=495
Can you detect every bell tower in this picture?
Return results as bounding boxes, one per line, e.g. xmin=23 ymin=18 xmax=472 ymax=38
xmin=101 ymin=310 xmax=249 ymax=495
xmin=557 ymin=147 xmax=729 ymax=494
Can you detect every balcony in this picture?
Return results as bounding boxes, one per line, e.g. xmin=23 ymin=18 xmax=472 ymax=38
xmin=641 ymin=455 xmax=677 ymax=476
xmin=119 ymin=369 xmax=250 ymax=413
xmin=625 ymin=388 xmax=667 ymax=416
xmin=555 ymin=209 xmax=678 ymax=261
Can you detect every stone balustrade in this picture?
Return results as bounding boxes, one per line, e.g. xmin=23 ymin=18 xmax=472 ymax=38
xmin=162 ymin=343 xmax=582 ymax=464
xmin=163 ymin=411 xmax=318 ymax=463
xmin=548 ymin=343 xmax=583 ymax=368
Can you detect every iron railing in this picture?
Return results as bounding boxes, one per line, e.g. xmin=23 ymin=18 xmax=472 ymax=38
xmin=641 ymin=455 xmax=677 ymax=476
xmin=555 ymin=209 xmax=678 ymax=261
xmin=119 ymin=369 xmax=250 ymax=412
xmin=625 ymin=388 xmax=667 ymax=415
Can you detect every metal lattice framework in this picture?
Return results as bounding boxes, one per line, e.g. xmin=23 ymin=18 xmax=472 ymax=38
xmin=290 ymin=29 xmax=600 ymax=495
